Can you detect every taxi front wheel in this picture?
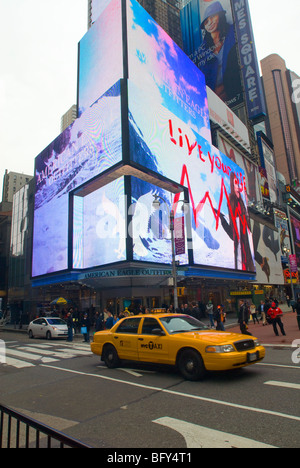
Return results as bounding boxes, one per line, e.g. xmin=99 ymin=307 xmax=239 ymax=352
xmin=103 ymin=344 xmax=120 ymax=369
xmin=177 ymin=349 xmax=206 ymax=381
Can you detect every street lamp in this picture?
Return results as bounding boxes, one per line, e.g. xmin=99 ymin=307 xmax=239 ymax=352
xmin=152 ymin=194 xmax=187 ymax=310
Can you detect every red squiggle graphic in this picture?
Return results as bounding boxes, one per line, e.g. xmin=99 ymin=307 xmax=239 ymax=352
xmin=173 ymin=164 xmax=249 ymax=242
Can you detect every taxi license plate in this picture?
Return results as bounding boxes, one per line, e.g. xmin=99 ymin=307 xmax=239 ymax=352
xmin=247 ymin=352 xmax=259 ymax=363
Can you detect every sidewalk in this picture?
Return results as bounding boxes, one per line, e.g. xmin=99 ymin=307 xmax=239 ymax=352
xmin=227 ymin=306 xmax=300 ymax=347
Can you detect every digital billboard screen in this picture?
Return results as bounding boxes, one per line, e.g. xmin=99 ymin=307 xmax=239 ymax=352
xmin=73 ymin=177 xmax=126 ymax=269
xmin=130 ymin=176 xmax=189 ymax=266
xmin=128 ymin=79 xmax=255 ymax=272
xmin=127 ymin=0 xmax=211 ymax=141
xmin=78 ymin=0 xmax=123 ymax=116
xmin=32 ymin=82 xmax=122 ymax=278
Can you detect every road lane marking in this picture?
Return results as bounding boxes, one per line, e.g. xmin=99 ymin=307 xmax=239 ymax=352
xmin=40 ymin=364 xmax=300 ymax=423
xmin=153 ymin=417 xmax=276 ymax=448
xmin=258 ymin=363 xmax=300 ymax=370
xmin=265 ymin=381 xmax=300 ymax=390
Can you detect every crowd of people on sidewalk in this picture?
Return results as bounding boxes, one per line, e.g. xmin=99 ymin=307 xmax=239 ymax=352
xmin=25 ymin=293 xmax=300 ymax=343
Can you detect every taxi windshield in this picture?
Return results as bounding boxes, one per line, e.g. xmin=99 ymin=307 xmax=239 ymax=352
xmin=160 ymin=315 xmax=208 ymax=334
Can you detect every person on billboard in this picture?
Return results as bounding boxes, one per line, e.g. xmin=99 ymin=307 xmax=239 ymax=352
xmin=199 ymin=1 xmax=242 ymax=105
xmin=217 ymin=172 xmax=255 ymax=272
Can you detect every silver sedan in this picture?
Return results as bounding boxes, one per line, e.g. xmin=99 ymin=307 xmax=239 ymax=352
xmin=28 ymin=317 xmax=68 ymax=340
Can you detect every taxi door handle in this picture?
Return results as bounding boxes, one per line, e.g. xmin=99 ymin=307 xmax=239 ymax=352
xmin=114 ymin=336 xmax=119 ymax=339
xmin=138 ymin=338 xmax=144 ymax=341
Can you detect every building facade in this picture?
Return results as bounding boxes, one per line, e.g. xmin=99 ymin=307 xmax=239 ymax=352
xmin=261 ymin=54 xmax=300 ymax=186
xmin=2 ymin=171 xmax=32 ymax=204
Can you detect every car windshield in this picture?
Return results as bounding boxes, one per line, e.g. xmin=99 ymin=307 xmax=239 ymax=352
xmin=160 ymin=315 xmax=208 ymax=334
xmin=47 ymin=319 xmax=67 ymax=325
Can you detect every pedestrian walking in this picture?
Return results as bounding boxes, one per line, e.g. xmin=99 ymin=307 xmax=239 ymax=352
xmin=81 ymin=313 xmax=91 ymax=342
xmin=95 ymin=311 xmax=104 ymax=332
xmin=250 ymin=303 xmax=259 ymax=324
xmin=190 ymin=301 xmax=201 ymax=321
xmin=238 ymin=299 xmax=252 ymax=335
xmin=206 ymin=300 xmax=215 ymax=328
xmin=105 ymin=311 xmax=114 ymax=329
xmin=214 ymin=305 xmax=225 ymax=331
xmin=66 ymin=311 xmax=73 ymax=342
xmin=293 ymin=298 xmax=300 ymax=331
xmin=267 ymin=302 xmax=286 ymax=337
xmin=259 ymin=300 xmax=266 ymax=326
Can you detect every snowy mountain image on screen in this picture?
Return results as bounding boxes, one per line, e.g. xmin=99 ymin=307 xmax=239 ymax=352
xmin=32 ymin=83 xmax=122 ymax=277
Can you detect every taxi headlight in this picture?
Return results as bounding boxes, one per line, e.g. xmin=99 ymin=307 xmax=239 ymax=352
xmin=254 ymin=339 xmax=260 ymax=347
xmin=206 ymin=344 xmax=235 ymax=354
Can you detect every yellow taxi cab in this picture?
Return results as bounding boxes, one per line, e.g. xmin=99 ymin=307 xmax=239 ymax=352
xmin=91 ymin=314 xmax=265 ymax=381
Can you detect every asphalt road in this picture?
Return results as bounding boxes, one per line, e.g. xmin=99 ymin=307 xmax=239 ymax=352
xmin=0 ymin=331 xmax=299 ymax=450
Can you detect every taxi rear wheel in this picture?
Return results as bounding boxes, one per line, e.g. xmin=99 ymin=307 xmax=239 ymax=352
xmin=103 ymin=345 xmax=120 ymax=369
xmin=177 ymin=349 xmax=206 ymax=381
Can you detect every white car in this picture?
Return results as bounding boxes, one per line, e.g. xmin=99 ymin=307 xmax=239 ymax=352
xmin=28 ymin=317 xmax=68 ymax=340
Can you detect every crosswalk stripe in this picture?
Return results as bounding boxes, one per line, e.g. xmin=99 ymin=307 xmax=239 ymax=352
xmin=18 ymin=346 xmax=78 ymax=359
xmin=2 ymin=342 xmax=91 ymax=369
xmin=264 ymin=381 xmax=300 ymax=390
xmin=5 ymin=348 xmax=56 ymax=362
xmin=4 ymin=357 xmax=35 ymax=369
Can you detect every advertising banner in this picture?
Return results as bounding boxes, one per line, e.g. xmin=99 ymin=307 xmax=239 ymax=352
xmin=290 ymin=213 xmax=300 ymax=266
xmin=181 ymin=0 xmax=244 ymax=109
xmin=289 ymin=254 xmax=298 ymax=273
xmin=175 ymin=216 xmax=186 ymax=256
xmin=257 ymin=133 xmax=278 ymax=204
xmin=274 ymin=208 xmax=291 ymax=262
xmin=251 ymin=219 xmax=284 ymax=285
xmin=231 ymin=0 xmax=266 ymax=121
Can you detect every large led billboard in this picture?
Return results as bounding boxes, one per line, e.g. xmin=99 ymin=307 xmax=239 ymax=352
xmin=128 ymin=80 xmax=255 ymax=272
xmin=78 ymin=0 xmax=123 ymax=116
xmin=73 ymin=177 xmax=126 ymax=269
xmin=32 ymin=82 xmax=122 ymax=277
xmin=130 ymin=176 xmax=189 ymax=266
xmin=127 ymin=0 xmax=211 ymax=140
xmin=32 ymin=0 xmax=255 ymax=281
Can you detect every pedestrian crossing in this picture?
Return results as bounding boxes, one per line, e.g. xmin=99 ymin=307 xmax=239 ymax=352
xmin=1 ymin=342 xmax=92 ymax=369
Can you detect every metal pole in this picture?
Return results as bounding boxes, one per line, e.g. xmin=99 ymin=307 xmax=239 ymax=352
xmin=170 ymin=209 xmax=178 ymax=310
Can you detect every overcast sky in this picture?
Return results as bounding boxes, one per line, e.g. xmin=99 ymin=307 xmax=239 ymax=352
xmin=0 ymin=0 xmax=299 ymax=197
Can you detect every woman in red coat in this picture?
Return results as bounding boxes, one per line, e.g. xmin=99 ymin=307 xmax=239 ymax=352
xmin=267 ymin=303 xmax=286 ymax=337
